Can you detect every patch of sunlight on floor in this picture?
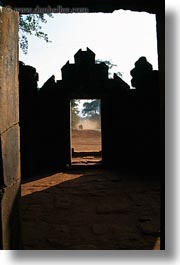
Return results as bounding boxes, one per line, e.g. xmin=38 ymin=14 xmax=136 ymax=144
xmin=21 ymin=172 xmax=83 ymax=196
xmin=153 ymin=237 xmax=160 ymax=250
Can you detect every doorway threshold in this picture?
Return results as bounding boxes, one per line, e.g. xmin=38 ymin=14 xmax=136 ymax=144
xmin=71 ymin=151 xmax=102 ymax=166
xmin=69 ymin=160 xmax=102 ymax=170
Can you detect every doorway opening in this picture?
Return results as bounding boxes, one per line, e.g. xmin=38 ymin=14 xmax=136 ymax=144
xmin=70 ymin=99 xmax=102 ymax=166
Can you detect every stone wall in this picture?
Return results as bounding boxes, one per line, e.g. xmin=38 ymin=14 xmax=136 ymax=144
xmin=19 ymin=61 xmax=39 ymax=178
xmin=0 ymin=7 xmax=21 ymax=249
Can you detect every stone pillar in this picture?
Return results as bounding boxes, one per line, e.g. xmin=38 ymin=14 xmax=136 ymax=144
xmin=0 ymin=7 xmax=21 ymax=249
xmin=156 ymin=11 xmax=165 ymax=251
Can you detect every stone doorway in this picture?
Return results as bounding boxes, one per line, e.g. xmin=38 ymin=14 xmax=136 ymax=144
xmin=70 ymin=99 xmax=102 ymax=166
xmin=0 ymin=1 xmax=164 ymax=250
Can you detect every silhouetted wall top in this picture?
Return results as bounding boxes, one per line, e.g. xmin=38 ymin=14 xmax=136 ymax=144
xmin=19 ymin=61 xmax=39 ymax=95
xmin=130 ymin=57 xmax=154 ymax=89
xmin=61 ymin=47 xmax=109 ymax=82
xmin=74 ymin=48 xmax=95 ymax=66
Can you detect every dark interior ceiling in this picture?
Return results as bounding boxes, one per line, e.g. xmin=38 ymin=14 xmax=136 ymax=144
xmin=1 ymin=0 xmax=164 ymax=14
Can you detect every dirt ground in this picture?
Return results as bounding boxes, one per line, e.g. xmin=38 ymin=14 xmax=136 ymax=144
xmin=71 ymin=129 xmax=102 ymax=152
xmin=21 ymin=129 xmax=161 ymax=250
xmin=71 ymin=129 xmax=102 ymax=165
xmin=21 ymin=170 xmax=160 ymax=250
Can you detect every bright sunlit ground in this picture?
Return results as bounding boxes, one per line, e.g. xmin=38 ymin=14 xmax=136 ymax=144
xmin=19 ymin=10 xmax=158 ymax=88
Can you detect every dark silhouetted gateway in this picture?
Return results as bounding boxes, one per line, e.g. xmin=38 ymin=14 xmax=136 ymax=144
xmin=19 ymin=48 xmax=160 ymax=177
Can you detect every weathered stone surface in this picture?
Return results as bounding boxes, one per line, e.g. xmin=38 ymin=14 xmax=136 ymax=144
xmin=1 ymin=125 xmax=20 ymax=186
xmin=1 ymin=180 xmax=21 ymax=249
xmin=0 ymin=8 xmax=19 ymax=134
xmin=0 ymin=7 xmax=21 ymax=250
xmin=96 ymin=201 xmax=129 ymax=214
xmin=0 ymin=138 xmax=3 ymax=187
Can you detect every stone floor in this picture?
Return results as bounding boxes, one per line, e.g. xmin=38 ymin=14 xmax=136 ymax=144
xmin=21 ymin=168 xmax=161 ymax=250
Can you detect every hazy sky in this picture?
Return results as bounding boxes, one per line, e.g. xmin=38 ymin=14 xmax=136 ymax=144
xmin=19 ymin=10 xmax=158 ymax=88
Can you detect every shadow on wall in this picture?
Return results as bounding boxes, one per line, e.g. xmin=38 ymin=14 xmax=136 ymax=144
xmin=21 ymin=170 xmax=160 ymax=250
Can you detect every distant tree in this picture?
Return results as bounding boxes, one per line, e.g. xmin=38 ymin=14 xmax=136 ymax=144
xmin=96 ymin=59 xmax=123 ymax=78
xmin=82 ymin=100 xmax=100 ymax=117
xmin=96 ymin=59 xmax=117 ymax=69
xmin=71 ymin=99 xmax=79 ymax=110
xmin=19 ymin=14 xmax=53 ymax=54
xmin=116 ymin=71 xmax=123 ymax=78
xmin=71 ymin=99 xmax=80 ymax=129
